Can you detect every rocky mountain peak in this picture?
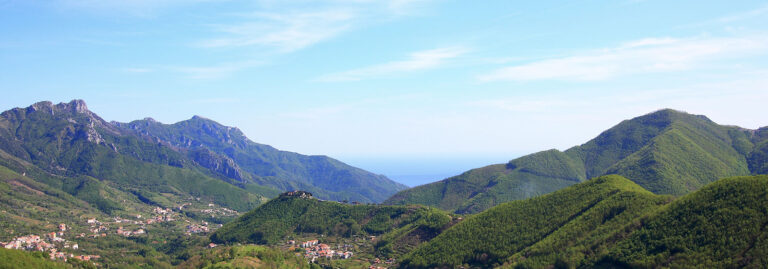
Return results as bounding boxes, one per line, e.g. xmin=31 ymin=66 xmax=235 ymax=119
xmin=26 ymin=99 xmax=90 ymax=116
xmin=67 ymin=99 xmax=89 ymax=113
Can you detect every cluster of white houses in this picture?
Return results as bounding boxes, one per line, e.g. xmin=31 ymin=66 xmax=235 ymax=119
xmin=0 ymin=224 xmax=98 ymax=262
xmin=81 ymin=207 xmax=180 ymax=238
xmin=116 ymin=226 xmax=146 ymax=237
xmin=185 ymin=223 xmax=210 ymax=234
xmin=289 ymin=239 xmax=353 ymax=262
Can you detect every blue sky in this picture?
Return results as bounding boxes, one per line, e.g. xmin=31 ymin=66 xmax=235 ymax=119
xmin=2 ymin=0 xmax=768 ymax=186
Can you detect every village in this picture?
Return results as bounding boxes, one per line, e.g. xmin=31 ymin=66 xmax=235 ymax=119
xmin=1 ymin=198 xmax=237 ymax=265
xmin=1 ymin=223 xmax=99 ymax=262
xmin=289 ymin=239 xmax=354 ymax=263
xmin=280 ymin=236 xmax=399 ymax=268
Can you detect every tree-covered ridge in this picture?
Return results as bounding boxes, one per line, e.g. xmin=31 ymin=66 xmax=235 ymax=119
xmin=210 ymin=192 xmax=455 ymax=249
xmin=596 ymin=175 xmax=768 ymax=268
xmin=399 ymin=175 xmax=669 ymax=268
xmin=118 ymin=114 xmax=407 ymax=203
xmin=398 ymin=175 xmax=768 ymax=269
xmin=386 ymin=109 xmax=766 ymax=213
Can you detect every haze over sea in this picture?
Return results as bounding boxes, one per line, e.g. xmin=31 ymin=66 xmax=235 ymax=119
xmin=344 ymin=154 xmax=519 ymax=187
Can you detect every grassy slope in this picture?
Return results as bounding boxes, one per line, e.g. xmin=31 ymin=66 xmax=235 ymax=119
xmin=0 ymin=249 xmax=71 ymax=269
xmin=0 ymin=163 xmax=102 ymax=239
xmin=176 ymin=245 xmax=313 ymax=269
xmin=399 ymin=175 xmax=669 ymax=268
xmin=386 ymin=109 xmax=762 ymax=213
xmin=604 ymin=115 xmax=749 ymax=196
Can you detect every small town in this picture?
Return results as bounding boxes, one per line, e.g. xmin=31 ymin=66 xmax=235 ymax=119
xmin=289 ymin=239 xmax=354 ymax=263
xmin=1 ymin=223 xmax=99 ymax=262
xmin=1 ymin=201 xmax=228 ymax=265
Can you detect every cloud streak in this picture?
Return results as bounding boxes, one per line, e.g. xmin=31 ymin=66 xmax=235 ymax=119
xmin=717 ymin=3 xmax=768 ymax=22
xmin=198 ymin=9 xmax=356 ymax=52
xmin=196 ymin=0 xmax=431 ymax=52
xmin=169 ymin=61 xmax=263 ymax=79
xmin=478 ymin=35 xmax=768 ymax=82
xmin=316 ymin=47 xmax=468 ymax=82
xmin=55 ymin=0 xmax=222 ymax=16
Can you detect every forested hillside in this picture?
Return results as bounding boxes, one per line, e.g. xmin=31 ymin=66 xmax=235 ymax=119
xmin=594 ymin=175 xmax=768 ymax=268
xmin=211 ymin=191 xmax=455 ymax=249
xmin=399 ymin=175 xmax=670 ymax=268
xmin=398 ymin=175 xmax=768 ymax=268
xmin=386 ymin=109 xmax=766 ymax=213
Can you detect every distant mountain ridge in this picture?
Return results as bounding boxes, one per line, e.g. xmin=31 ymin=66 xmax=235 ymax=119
xmin=385 ymin=109 xmax=768 ymax=213
xmin=116 ymin=113 xmax=407 ymax=203
xmin=0 ymin=99 xmax=406 ymax=217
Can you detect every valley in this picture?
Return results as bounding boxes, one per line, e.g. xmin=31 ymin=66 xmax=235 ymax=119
xmin=4 ymin=1 xmax=767 ymax=268
xmin=1 ymin=101 xmax=766 ymax=268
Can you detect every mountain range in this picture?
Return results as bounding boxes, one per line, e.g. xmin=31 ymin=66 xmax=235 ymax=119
xmin=2 ymin=103 xmax=767 ymax=268
xmin=0 ymin=100 xmax=406 ymax=217
xmin=385 ymin=109 xmax=768 ymax=213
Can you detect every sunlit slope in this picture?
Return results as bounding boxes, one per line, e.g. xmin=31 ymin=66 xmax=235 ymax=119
xmin=0 ymin=100 xmax=265 ymax=212
xmin=210 ymin=192 xmax=455 ymax=248
xmin=596 ymin=175 xmax=768 ymax=268
xmin=386 ymin=109 xmax=763 ymax=213
xmin=399 ymin=175 xmax=669 ymax=268
xmin=0 ymin=248 xmax=72 ymax=269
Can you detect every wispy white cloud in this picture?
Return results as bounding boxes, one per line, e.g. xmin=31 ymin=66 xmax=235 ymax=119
xmin=169 ymin=61 xmax=263 ymax=79
xmin=55 ymin=0 xmax=222 ymax=16
xmin=122 ymin=67 xmax=153 ymax=73
xmin=198 ymin=9 xmax=356 ymax=52
xmin=471 ymin=70 xmax=768 ymax=114
xmin=120 ymin=61 xmax=262 ymax=79
xmin=478 ymin=35 xmax=768 ymax=82
xmin=197 ymin=0 xmax=430 ymax=52
xmin=316 ymin=47 xmax=468 ymax=82
xmin=465 ymin=72 xmax=768 ymax=153
xmin=718 ymin=3 xmax=768 ymax=22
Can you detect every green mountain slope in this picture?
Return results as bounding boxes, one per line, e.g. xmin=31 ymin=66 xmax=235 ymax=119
xmin=400 ymin=175 xmax=768 ymax=269
xmin=595 ymin=175 xmax=768 ymax=268
xmin=210 ymin=191 xmax=456 ymax=259
xmin=176 ymin=245 xmax=312 ymax=269
xmin=0 ymin=100 xmax=264 ymax=212
xmin=0 ymin=248 xmax=73 ymax=269
xmin=399 ymin=175 xmax=669 ymax=268
xmin=0 ymin=163 xmax=102 ymax=238
xmin=386 ymin=109 xmax=763 ymax=213
xmin=117 ymin=116 xmax=407 ymax=203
